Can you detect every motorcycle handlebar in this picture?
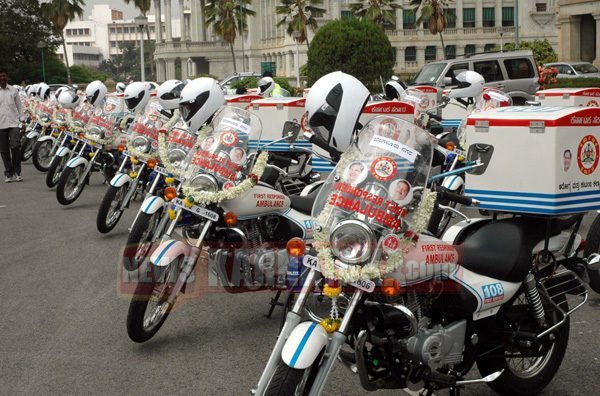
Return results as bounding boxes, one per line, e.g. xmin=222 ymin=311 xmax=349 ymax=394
xmin=304 ymin=131 xmax=341 ymax=160
xmin=269 ymin=153 xmax=299 ymax=166
xmin=435 ymin=186 xmax=478 ymax=207
xmin=427 ymin=111 xmax=443 ymax=122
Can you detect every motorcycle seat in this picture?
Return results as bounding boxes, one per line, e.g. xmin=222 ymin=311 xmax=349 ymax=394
xmin=289 ymin=188 xmax=320 ymax=215
xmin=458 ymin=218 xmax=561 ymax=283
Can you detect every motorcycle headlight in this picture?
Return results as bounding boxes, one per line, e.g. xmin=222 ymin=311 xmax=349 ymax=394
xmin=88 ymin=126 xmax=104 ymax=139
xmin=131 ymin=136 xmax=151 ymax=153
xmin=189 ymin=174 xmax=218 ymax=192
xmin=168 ymin=148 xmax=187 ymax=168
xmin=330 ymin=220 xmax=375 ymax=265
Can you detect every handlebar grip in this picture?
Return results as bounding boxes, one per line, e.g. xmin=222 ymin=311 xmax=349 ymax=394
xmin=427 ymin=111 xmax=443 ymax=122
xmin=269 ymin=153 xmax=298 ymax=166
xmin=308 ymin=133 xmax=341 ymax=158
xmin=436 ymin=186 xmax=475 ymax=206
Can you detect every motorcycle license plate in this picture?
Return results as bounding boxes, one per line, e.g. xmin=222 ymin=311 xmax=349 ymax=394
xmin=302 ymin=255 xmax=376 ymax=293
xmin=454 ymin=148 xmax=467 ymax=157
xmin=81 ymin=138 xmax=100 ymax=148
xmin=172 ymin=197 xmax=219 ymax=222
xmin=153 ymin=165 xmax=167 ymax=175
xmin=122 ymin=150 xmax=133 ymax=157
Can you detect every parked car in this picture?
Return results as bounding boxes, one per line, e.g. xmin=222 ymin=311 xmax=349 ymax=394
xmin=544 ymin=62 xmax=600 ymax=78
xmin=411 ymin=50 xmax=540 ymax=104
xmin=219 ymin=72 xmax=262 ymax=93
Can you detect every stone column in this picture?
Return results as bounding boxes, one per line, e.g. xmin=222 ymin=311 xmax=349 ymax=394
xmin=153 ymin=0 xmax=162 ymax=43
xmin=397 ymin=8 xmax=403 ymax=32
xmin=495 ymin=0 xmax=502 ymax=28
xmin=165 ymin=58 xmax=176 ymax=80
xmin=200 ymin=0 xmax=207 ymax=41
xmin=396 ymin=47 xmax=404 ymax=72
xmin=164 ymin=0 xmax=173 ymax=42
xmin=181 ymin=58 xmax=189 ymax=80
xmin=416 ymin=46 xmax=425 ymax=69
xmin=475 ymin=0 xmax=483 ymax=28
xmin=156 ymin=60 xmax=166 ymax=82
xmin=594 ymin=13 xmax=600 ymax=66
xmin=456 ymin=0 xmax=463 ymax=28
xmin=190 ymin=0 xmax=198 ymax=41
xmin=569 ymin=15 xmax=582 ymax=62
xmin=179 ymin=0 xmax=186 ymax=41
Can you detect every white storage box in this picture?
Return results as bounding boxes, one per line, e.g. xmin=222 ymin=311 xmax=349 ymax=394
xmin=535 ymin=88 xmax=600 ymax=107
xmin=225 ymin=94 xmax=263 ymax=109
xmin=360 ymin=100 xmax=415 ymax=124
xmin=464 ymin=106 xmax=600 ymax=215
xmin=249 ymin=97 xmax=310 ymax=151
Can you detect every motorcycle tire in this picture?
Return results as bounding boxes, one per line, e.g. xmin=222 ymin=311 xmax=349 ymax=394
xmin=56 ymin=164 xmax=86 ymax=206
xmin=31 ymin=139 xmax=54 ymax=172
xmin=46 ymin=155 xmax=68 ymax=188
xmin=96 ymin=185 xmax=128 ymax=233
xmin=583 ymin=213 xmax=600 ymax=294
xmin=477 ymin=293 xmax=570 ymax=396
xmin=126 ymin=257 xmax=183 ymax=343
xmin=123 ymin=210 xmax=163 ymax=271
xmin=264 ymin=360 xmax=320 ymax=396
xmin=21 ymin=136 xmax=35 ymax=162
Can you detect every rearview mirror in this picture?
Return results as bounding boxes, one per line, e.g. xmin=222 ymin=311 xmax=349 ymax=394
xmin=442 ymin=77 xmax=453 ymax=87
xmin=283 ymin=121 xmax=301 ymax=143
xmin=467 ymin=143 xmax=494 ymax=175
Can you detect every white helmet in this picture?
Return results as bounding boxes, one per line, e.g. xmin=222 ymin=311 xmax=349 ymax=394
xmin=124 ymin=81 xmax=151 ymax=113
xmin=85 ymin=80 xmax=107 ymax=107
xmin=148 ymin=82 xmax=159 ymax=93
xmin=448 ymin=71 xmax=485 ymax=99
xmin=54 ymin=86 xmax=68 ymax=99
xmin=158 ymin=79 xmax=186 ymax=110
xmin=305 ymin=71 xmax=370 ymax=152
xmin=179 ymin=77 xmax=225 ymax=132
xmin=37 ymin=83 xmax=50 ymax=100
xmin=258 ymin=77 xmax=275 ymax=96
xmin=384 ymin=80 xmax=406 ymax=101
xmin=116 ymin=82 xmax=126 ymax=93
xmin=26 ymin=84 xmax=37 ymax=97
xmin=58 ymin=90 xmax=81 ymax=109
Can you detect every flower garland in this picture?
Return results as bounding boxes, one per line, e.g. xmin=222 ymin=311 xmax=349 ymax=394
xmin=313 ymin=188 xmax=437 ymax=284
xmin=181 ymin=151 xmax=269 ymax=204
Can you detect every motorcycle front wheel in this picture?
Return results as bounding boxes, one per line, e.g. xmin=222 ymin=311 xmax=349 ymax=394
xmin=96 ymin=184 xmax=128 ymax=233
xmin=56 ymin=164 xmax=86 ymax=205
xmin=21 ymin=136 xmax=36 ymax=161
xmin=32 ymin=139 xmax=54 ymax=172
xmin=46 ymin=155 xmax=68 ymax=188
xmin=265 ymin=361 xmax=320 ymax=396
xmin=123 ymin=210 xmax=163 ymax=271
xmin=126 ymin=257 xmax=184 ymax=343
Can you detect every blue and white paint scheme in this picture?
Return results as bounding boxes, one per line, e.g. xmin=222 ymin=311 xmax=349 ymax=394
xmin=66 ymin=156 xmax=88 ymax=169
xmin=26 ymin=129 xmax=41 ymax=139
xmin=56 ymin=146 xmax=71 ymax=158
xmin=36 ymin=135 xmax=55 ymax=144
xmin=150 ymin=239 xmax=191 ymax=268
xmin=442 ymin=174 xmax=464 ymax=191
xmin=110 ymin=172 xmax=132 ymax=188
xmin=281 ymin=321 xmax=329 ymax=369
xmin=141 ymin=195 xmax=166 ymax=215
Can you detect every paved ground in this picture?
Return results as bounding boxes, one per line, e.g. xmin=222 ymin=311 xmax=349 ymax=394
xmin=1 ymin=162 xmax=599 ymax=395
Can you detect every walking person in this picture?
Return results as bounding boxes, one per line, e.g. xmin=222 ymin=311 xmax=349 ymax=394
xmin=0 ymin=70 xmax=24 ymax=182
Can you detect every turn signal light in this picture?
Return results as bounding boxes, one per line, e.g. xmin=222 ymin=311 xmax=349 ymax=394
xmin=224 ymin=212 xmax=238 ymax=226
xmin=164 ymin=186 xmax=178 ymax=201
xmin=147 ymin=158 xmax=157 ymax=169
xmin=445 ymin=141 xmax=456 ymax=151
xmin=78 ymin=132 xmax=85 ymax=139
xmin=117 ymin=145 xmax=125 ymax=152
xmin=381 ymin=277 xmax=401 ymax=297
xmin=482 ymin=93 xmax=491 ymax=101
xmin=287 ymin=238 xmax=305 ymax=257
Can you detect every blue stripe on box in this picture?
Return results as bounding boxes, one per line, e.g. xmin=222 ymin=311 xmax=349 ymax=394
xmin=465 ymin=189 xmax=600 ymax=199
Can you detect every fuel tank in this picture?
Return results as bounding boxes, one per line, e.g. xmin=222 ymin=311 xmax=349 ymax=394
xmin=221 ymin=184 xmax=290 ymax=218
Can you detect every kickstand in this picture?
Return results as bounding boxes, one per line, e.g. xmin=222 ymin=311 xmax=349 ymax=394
xmin=265 ymin=290 xmax=283 ymax=318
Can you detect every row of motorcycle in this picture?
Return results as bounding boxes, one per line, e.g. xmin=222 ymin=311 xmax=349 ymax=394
xmin=16 ymin=71 xmax=600 ymax=396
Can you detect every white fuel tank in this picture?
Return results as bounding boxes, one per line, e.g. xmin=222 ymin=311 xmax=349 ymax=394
xmin=221 ymin=184 xmax=290 ymax=218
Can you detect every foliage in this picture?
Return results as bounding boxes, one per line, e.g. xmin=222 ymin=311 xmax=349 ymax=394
xmin=350 ymin=0 xmax=401 ymax=28
xmin=552 ymin=78 xmax=600 ymax=88
xmin=276 ymin=0 xmax=326 ymax=48
xmin=124 ymin=0 xmax=152 ymax=15
xmin=0 ymin=0 xmax=61 ymax=75
xmin=498 ymin=39 xmax=558 ymax=66
xmin=537 ymin=66 xmax=558 ymax=90
xmin=99 ymin=42 xmax=156 ymax=82
xmin=230 ymin=77 xmax=295 ymax=94
xmin=69 ymin=65 xmax=108 ymax=84
xmin=306 ymin=18 xmax=395 ymax=91
xmin=410 ymin=0 xmax=450 ymax=58
xmin=204 ymin=0 xmax=256 ymax=73
xmin=3 ymin=51 xmax=68 ymax=85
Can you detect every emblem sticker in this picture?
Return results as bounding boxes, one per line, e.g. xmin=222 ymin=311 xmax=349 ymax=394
xmin=370 ymin=156 xmax=398 ymax=182
xmin=382 ymin=234 xmax=401 ymax=254
xmin=587 ymin=100 xmax=599 ymax=107
xmin=104 ymin=130 xmax=113 ymax=138
xmin=419 ymin=95 xmax=430 ymax=110
xmin=151 ymin=140 xmax=159 ymax=150
xmin=220 ymin=131 xmax=239 ymax=147
xmin=482 ymin=282 xmax=504 ymax=304
xmin=577 ymin=135 xmax=599 ymax=175
xmin=223 ymin=181 xmax=235 ymax=190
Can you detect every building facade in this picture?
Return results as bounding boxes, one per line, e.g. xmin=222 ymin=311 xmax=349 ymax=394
xmin=556 ymin=0 xmax=600 ymax=65
xmin=153 ymin=0 xmax=559 ymax=83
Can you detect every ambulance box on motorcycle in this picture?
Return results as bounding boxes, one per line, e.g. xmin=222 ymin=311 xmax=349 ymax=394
xmin=535 ymin=88 xmax=600 ymax=107
xmin=464 ymin=106 xmax=600 ymax=215
xmin=225 ymin=93 xmax=263 ymax=109
xmin=250 ymin=97 xmax=307 ymax=145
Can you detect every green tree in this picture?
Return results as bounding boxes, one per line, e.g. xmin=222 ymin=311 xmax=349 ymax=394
xmin=100 ymin=42 xmax=156 ymax=82
xmin=350 ymin=0 xmax=401 ymax=29
xmin=40 ymin=0 xmax=86 ymax=84
xmin=69 ymin=65 xmax=107 ymax=84
xmin=276 ymin=0 xmax=326 ymax=50
xmin=124 ymin=0 xmax=152 ymax=40
xmin=410 ymin=0 xmax=450 ymax=59
xmin=204 ymin=0 xmax=256 ymax=73
xmin=498 ymin=39 xmax=558 ymax=66
xmin=306 ymin=18 xmax=395 ymax=91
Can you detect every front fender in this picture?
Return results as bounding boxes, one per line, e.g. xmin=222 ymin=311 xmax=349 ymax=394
xmin=37 ymin=135 xmax=55 ymax=144
xmin=26 ymin=130 xmax=40 ymax=139
xmin=281 ymin=321 xmax=328 ymax=369
xmin=110 ymin=173 xmax=132 ymax=188
xmin=141 ymin=195 xmax=166 ymax=214
xmin=442 ymin=175 xmax=464 ymax=191
xmin=150 ymin=239 xmax=192 ymax=267
xmin=56 ymin=146 xmax=71 ymax=157
xmin=66 ymin=156 xmax=89 ymax=168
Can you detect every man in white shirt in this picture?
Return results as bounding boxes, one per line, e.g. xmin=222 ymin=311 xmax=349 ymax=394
xmin=0 ymin=70 xmax=24 ymax=182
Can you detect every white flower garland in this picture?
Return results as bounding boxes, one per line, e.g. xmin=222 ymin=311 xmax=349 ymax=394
xmin=314 ymin=188 xmax=437 ymax=284
xmin=181 ymin=151 xmax=269 ymax=204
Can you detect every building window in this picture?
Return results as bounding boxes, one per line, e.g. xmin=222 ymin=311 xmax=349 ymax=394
xmin=425 ymin=46 xmax=436 ymax=62
xmin=502 ymin=7 xmax=514 ymax=27
xmin=446 ymin=8 xmax=456 ymax=28
xmin=110 ymin=41 xmax=117 ymax=48
xmin=445 ymin=45 xmax=456 ymax=59
xmin=536 ymin=2 xmax=547 ymax=12
xmin=117 ymin=27 xmax=122 ymax=33
xmin=463 ymin=8 xmax=475 ymax=28
xmin=484 ymin=43 xmax=496 ymax=52
xmin=341 ymin=10 xmax=353 ymax=18
xmin=465 ymin=44 xmax=476 ymax=56
xmin=109 ymin=27 xmax=116 ymax=34
xmin=483 ymin=7 xmax=495 ymax=27
xmin=405 ymin=46 xmax=416 ymax=62
xmin=474 ymin=60 xmax=503 ymax=82
xmin=403 ymin=9 xmax=416 ymax=29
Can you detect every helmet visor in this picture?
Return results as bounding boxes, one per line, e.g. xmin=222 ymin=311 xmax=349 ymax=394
xmin=179 ymin=91 xmax=210 ymax=122
xmin=125 ymin=90 xmax=144 ymax=111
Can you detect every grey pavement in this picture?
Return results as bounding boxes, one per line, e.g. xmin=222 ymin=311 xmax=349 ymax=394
xmin=0 ymin=162 xmax=598 ymax=395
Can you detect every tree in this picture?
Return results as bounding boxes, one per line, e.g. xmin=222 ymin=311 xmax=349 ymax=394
xmin=350 ymin=0 xmax=401 ymax=29
xmin=306 ymin=18 xmax=395 ymax=91
xmin=204 ymin=0 xmax=256 ymax=73
xmin=276 ymin=0 xmax=326 ymax=50
xmin=40 ymin=0 xmax=85 ymax=85
xmin=99 ymin=42 xmax=156 ymax=82
xmin=498 ymin=39 xmax=558 ymax=66
xmin=69 ymin=65 xmax=107 ymax=84
xmin=410 ymin=0 xmax=450 ymax=59
xmin=124 ymin=0 xmax=152 ymax=40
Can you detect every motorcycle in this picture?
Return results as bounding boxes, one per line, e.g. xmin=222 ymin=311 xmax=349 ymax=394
xmin=31 ymin=106 xmax=70 ymax=172
xmin=21 ymin=99 xmax=54 ymax=162
xmin=55 ymin=95 xmax=128 ymax=206
xmin=96 ymin=97 xmax=170 ymax=233
xmin=125 ymin=106 xmax=317 ymax=343
xmin=254 ymin=115 xmax=592 ymax=396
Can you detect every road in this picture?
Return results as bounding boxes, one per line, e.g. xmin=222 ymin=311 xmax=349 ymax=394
xmin=1 ymin=163 xmax=599 ymax=395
